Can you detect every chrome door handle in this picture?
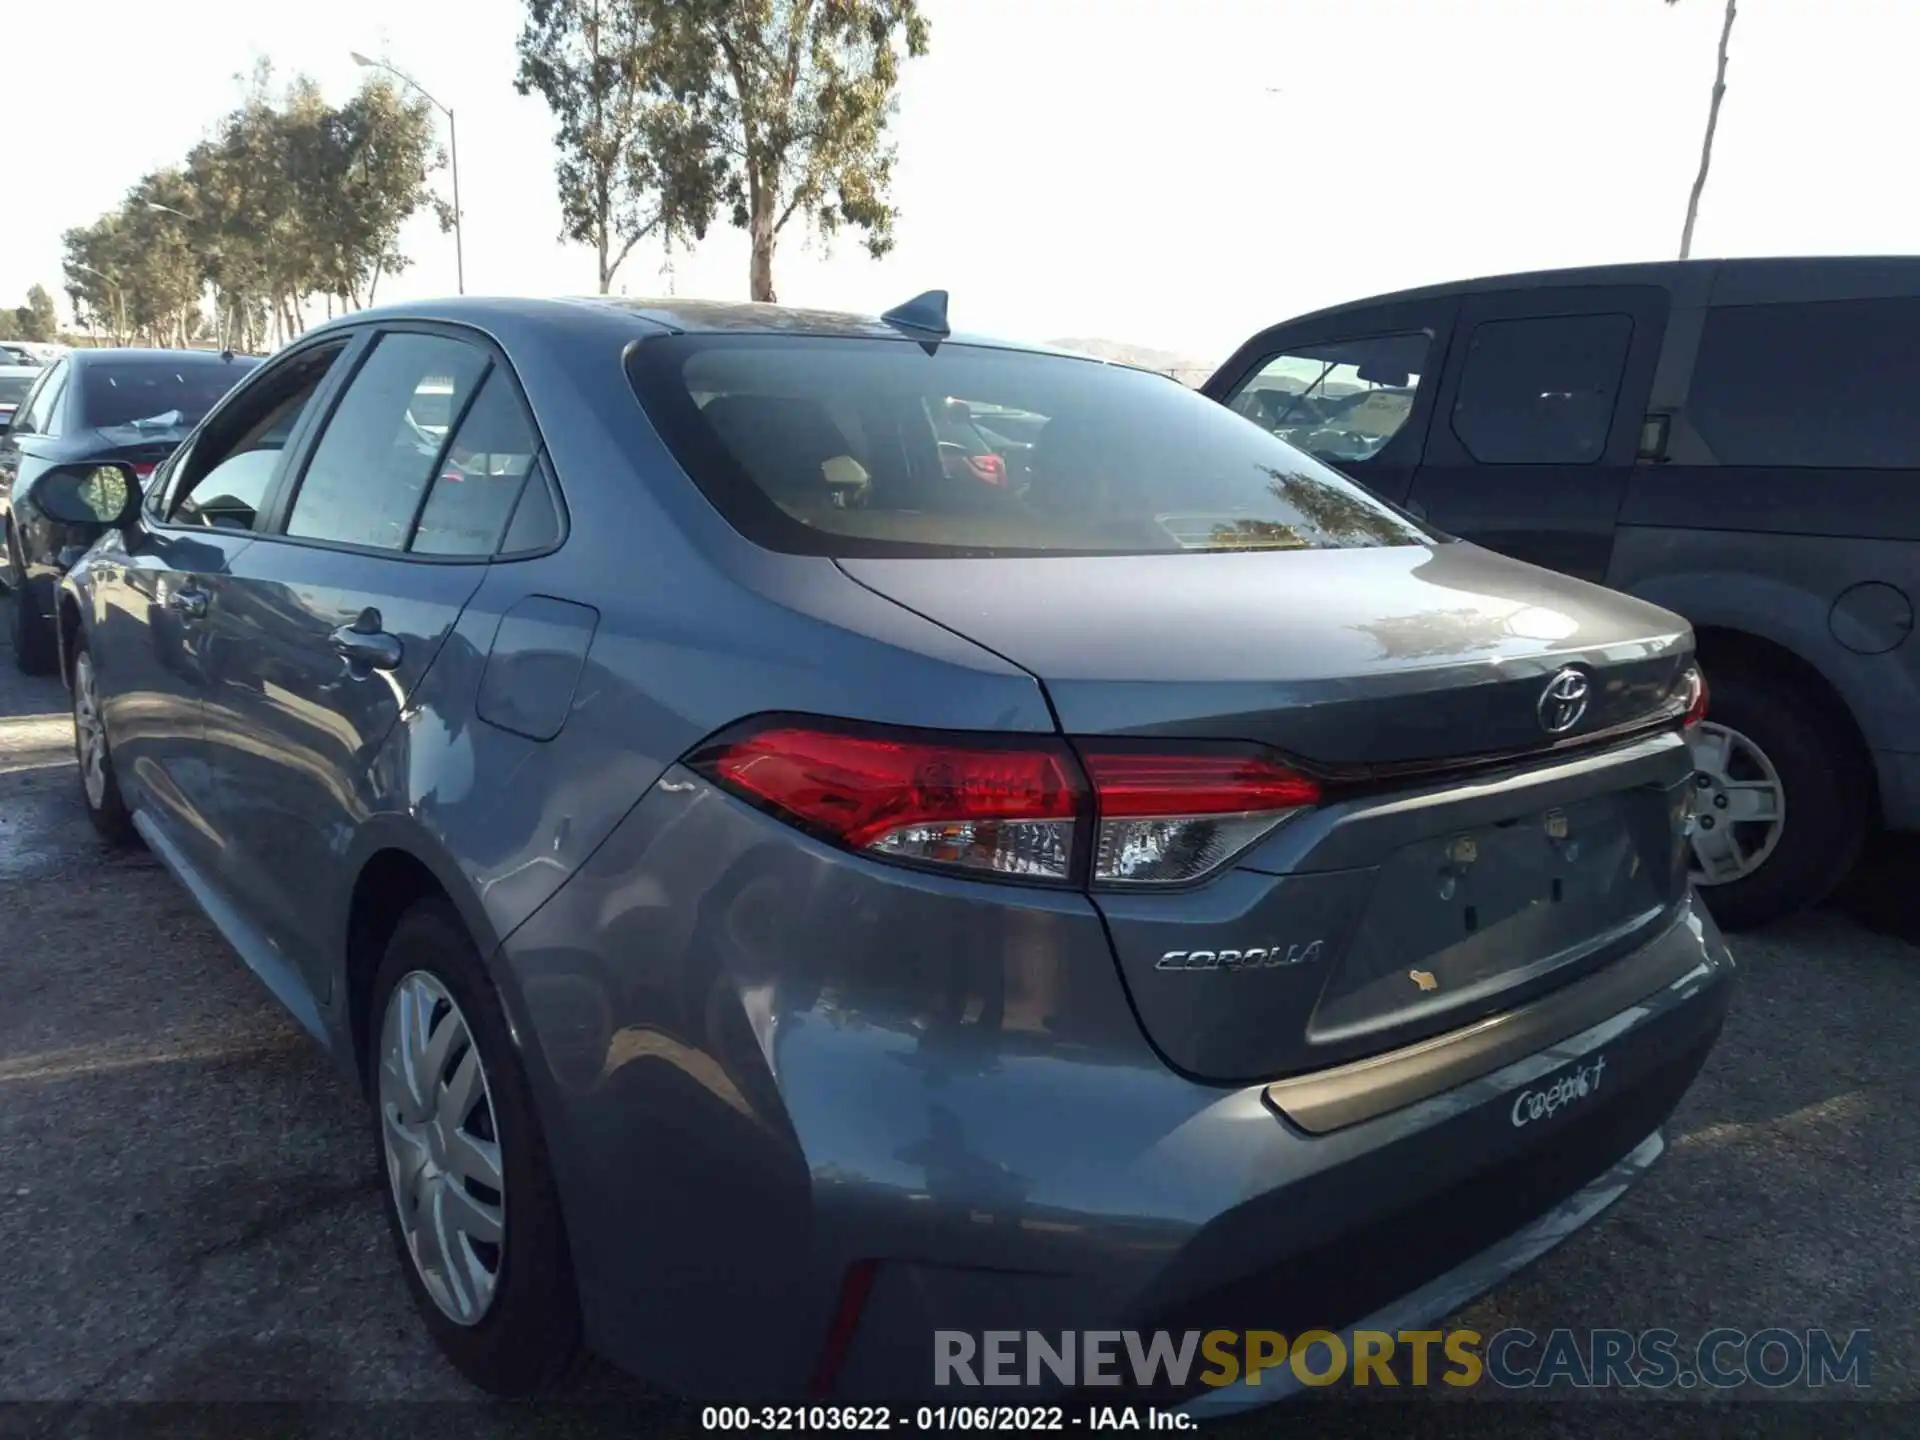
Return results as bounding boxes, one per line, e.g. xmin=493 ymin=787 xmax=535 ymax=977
xmin=166 ymin=587 xmax=209 ymax=619
xmin=330 ymin=623 xmax=403 ymax=671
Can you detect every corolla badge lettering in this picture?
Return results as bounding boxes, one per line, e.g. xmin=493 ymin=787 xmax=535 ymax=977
xmin=1155 ymin=941 xmax=1324 ymax=972
xmin=1511 ymin=1055 xmax=1607 ymax=1128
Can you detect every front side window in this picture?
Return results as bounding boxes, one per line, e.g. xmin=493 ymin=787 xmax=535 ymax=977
xmin=285 ymin=333 xmax=489 ymax=551
xmin=1449 ymin=313 xmax=1634 ymax=465
xmin=1226 ymin=332 xmax=1430 ymax=466
xmin=78 ymin=357 xmax=260 ymax=431
xmin=1688 ymin=297 xmax=1920 ymax=469
xmin=169 ymin=343 xmax=347 ymax=531
xmin=626 ymin=336 xmax=1433 ymax=559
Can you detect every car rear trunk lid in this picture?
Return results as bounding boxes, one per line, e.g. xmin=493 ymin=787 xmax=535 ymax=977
xmin=840 ymin=542 xmax=1700 ymax=1081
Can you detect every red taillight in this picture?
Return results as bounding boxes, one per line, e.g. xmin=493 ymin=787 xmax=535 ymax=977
xmin=690 ymin=721 xmax=1320 ymax=888
xmin=965 ymin=453 xmax=1007 ymax=485
xmin=693 ymin=724 xmax=1083 ymax=881
xmin=1681 ymin=666 xmax=1709 ymax=727
xmin=1080 ymin=746 xmax=1320 ymax=886
xmin=131 ymin=462 xmax=157 ymax=481
xmin=1080 ymin=750 xmax=1321 ymax=816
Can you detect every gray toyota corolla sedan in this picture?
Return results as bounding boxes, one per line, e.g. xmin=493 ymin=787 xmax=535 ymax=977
xmin=47 ymin=293 xmax=1732 ymax=1408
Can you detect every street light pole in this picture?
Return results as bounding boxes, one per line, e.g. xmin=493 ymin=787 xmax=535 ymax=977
xmin=352 ymin=50 xmax=464 ymax=295
xmin=446 ymin=107 xmax=465 ymax=296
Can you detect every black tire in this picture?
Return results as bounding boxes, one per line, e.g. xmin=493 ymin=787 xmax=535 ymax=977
xmin=7 ymin=535 xmax=58 ymax=675
xmin=1689 ymin=664 xmax=1868 ymax=931
xmin=70 ymin=631 xmax=138 ymax=847
xmin=367 ymin=897 xmax=586 ymax=1396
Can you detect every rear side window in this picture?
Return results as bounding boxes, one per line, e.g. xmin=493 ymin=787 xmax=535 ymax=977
xmin=1450 ymin=314 xmax=1634 ymax=465
xmin=500 ymin=457 xmax=564 ymax=554
xmin=286 ymin=334 xmax=488 ymax=551
xmin=1225 ymin=332 xmax=1430 ymax=466
xmin=18 ymin=360 xmax=66 ymax=434
xmin=409 ymin=369 xmax=543 ymax=556
xmin=626 ymin=336 xmax=1433 ymax=558
xmin=0 ymin=374 xmax=33 ymax=408
xmin=1688 ymin=298 xmax=1920 ymax=468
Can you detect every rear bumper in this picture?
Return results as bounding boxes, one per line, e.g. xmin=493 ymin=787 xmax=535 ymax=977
xmin=494 ymin=773 xmax=1734 ymax=1404
xmin=834 ymin=911 xmax=1729 ymax=1405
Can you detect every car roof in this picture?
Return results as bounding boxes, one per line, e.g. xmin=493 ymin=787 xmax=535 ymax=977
xmin=0 ymin=364 xmax=39 ymax=377
xmin=66 ymin=347 xmax=260 ymax=367
xmin=1274 ymin=255 xmax=1920 ymax=329
xmin=306 ymin=294 xmax=1157 ymax=372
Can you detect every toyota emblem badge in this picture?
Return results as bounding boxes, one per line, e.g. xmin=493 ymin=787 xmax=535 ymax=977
xmin=1537 ymin=667 xmax=1590 ymax=735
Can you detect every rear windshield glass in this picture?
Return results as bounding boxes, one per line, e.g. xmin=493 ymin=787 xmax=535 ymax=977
xmin=625 ymin=335 xmax=1434 ymax=558
xmin=79 ymin=358 xmax=258 ymax=430
xmin=0 ymin=375 xmax=33 ymax=406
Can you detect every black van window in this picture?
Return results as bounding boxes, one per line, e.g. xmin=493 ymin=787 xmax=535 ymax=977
xmin=1226 ymin=332 xmax=1431 ymax=467
xmin=1450 ymin=313 xmax=1634 ymax=465
xmin=1688 ymin=298 xmax=1920 ymax=469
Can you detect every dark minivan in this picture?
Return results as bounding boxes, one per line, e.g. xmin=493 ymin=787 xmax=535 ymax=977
xmin=1209 ymin=258 xmax=1920 ymax=930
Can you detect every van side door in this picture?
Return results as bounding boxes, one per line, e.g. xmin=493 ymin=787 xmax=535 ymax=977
xmin=1405 ymin=285 xmax=1669 ymax=582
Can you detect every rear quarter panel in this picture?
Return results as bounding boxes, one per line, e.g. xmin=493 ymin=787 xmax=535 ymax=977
xmin=349 ymin=312 xmax=1058 ymax=1063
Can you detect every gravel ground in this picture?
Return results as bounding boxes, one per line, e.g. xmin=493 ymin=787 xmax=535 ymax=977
xmin=1 ymin=591 xmax=1915 ymax=1438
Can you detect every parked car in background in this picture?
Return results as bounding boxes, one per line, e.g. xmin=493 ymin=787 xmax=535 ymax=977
xmin=50 ymin=294 xmax=1729 ymax=1407
xmin=0 ymin=364 xmax=39 ymax=428
xmin=1209 ymin=258 xmax=1920 ymax=930
xmin=0 ymin=343 xmax=44 ymax=367
xmin=0 ymin=346 xmax=260 ymax=670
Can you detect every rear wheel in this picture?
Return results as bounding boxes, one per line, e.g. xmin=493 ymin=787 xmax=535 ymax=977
xmin=71 ymin=634 xmax=137 ymax=846
xmin=369 ymin=898 xmax=586 ymax=1395
xmin=1687 ymin=665 xmax=1866 ymax=930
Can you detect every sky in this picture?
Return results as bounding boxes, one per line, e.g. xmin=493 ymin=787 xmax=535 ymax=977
xmin=2 ymin=0 xmax=1918 ymax=366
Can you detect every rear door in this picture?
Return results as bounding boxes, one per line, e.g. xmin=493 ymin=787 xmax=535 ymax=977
xmin=1404 ymin=285 xmax=1669 ymax=582
xmin=200 ymin=326 xmax=536 ymax=1001
xmin=1204 ymin=298 xmax=1457 ymax=505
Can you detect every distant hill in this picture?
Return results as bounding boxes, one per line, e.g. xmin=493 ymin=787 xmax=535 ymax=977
xmin=1046 ymin=337 xmax=1216 ymax=386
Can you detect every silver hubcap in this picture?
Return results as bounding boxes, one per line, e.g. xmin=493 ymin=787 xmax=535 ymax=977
xmin=1686 ymin=721 xmax=1786 ymax=886
xmin=378 ymin=972 xmax=506 ymax=1326
xmin=74 ymin=653 xmax=108 ymax=809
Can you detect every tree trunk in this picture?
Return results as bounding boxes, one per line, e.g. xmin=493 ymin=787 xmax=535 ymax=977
xmin=749 ymin=196 xmax=778 ymax=303
xmin=598 ymin=229 xmax=613 ymax=294
xmin=1678 ymin=0 xmax=1737 ymax=260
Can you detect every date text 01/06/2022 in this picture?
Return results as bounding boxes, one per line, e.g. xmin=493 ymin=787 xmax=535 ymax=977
xmin=699 ymin=1405 xmax=1195 ymax=1432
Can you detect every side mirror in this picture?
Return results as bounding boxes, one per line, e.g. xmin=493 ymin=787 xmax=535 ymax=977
xmin=35 ymin=462 xmax=142 ymax=528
